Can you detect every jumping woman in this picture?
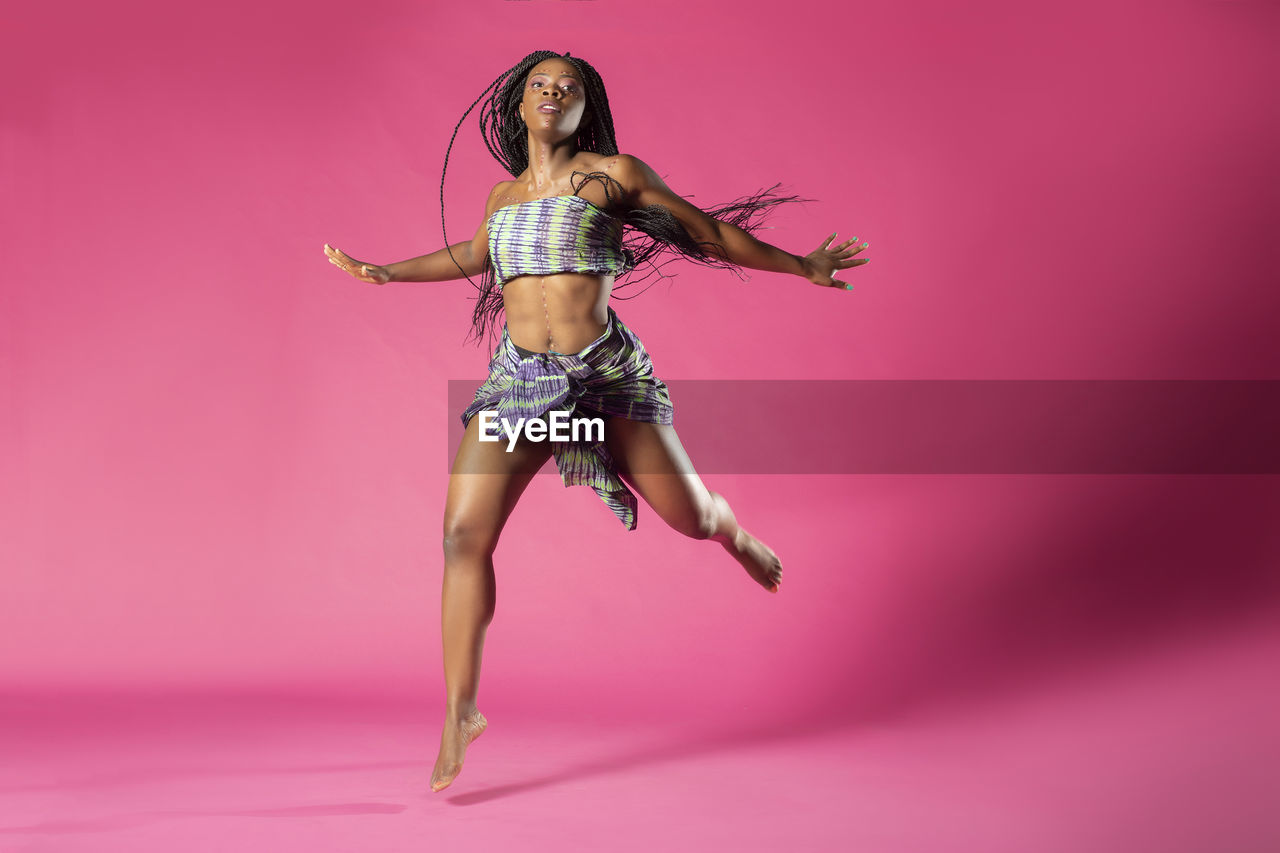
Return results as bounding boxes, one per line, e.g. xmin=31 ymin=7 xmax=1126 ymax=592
xmin=323 ymin=50 xmax=870 ymax=793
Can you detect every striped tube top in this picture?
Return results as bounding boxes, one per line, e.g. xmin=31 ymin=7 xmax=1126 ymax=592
xmin=486 ymin=194 xmax=632 ymax=287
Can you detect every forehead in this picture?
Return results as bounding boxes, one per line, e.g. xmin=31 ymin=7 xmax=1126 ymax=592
xmin=527 ymin=63 xmax=579 ymax=80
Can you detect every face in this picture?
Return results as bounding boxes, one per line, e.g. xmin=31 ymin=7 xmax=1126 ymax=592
xmin=518 ymin=59 xmax=589 ymax=136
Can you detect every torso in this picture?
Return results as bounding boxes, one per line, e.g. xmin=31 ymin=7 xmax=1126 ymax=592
xmin=487 ymin=153 xmax=627 ymax=354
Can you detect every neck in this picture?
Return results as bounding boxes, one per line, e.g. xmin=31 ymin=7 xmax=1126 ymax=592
xmin=523 ymin=134 xmax=580 ymax=191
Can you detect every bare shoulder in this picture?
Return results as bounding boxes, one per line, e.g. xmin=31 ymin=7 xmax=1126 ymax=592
xmin=586 ymin=153 xmax=662 ymax=208
xmin=484 ymin=179 xmax=513 ymax=219
xmin=595 ymin=152 xmax=646 ymax=183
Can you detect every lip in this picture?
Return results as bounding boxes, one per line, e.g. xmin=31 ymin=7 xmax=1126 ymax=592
xmin=536 ymin=102 xmax=562 ymax=114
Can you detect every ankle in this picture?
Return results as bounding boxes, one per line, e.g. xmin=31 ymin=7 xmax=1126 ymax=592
xmin=717 ymin=527 xmax=745 ymax=553
xmin=446 ymin=702 xmax=478 ymax=721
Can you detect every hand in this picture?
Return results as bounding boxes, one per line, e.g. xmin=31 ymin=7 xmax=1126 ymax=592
xmin=324 ymin=244 xmax=392 ymax=285
xmin=802 ymin=232 xmax=870 ymax=290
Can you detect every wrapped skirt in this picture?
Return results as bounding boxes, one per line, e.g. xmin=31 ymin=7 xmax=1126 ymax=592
xmin=460 ymin=306 xmax=674 ymax=530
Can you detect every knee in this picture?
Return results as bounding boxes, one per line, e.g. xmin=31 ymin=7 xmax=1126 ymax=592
xmin=442 ymin=516 xmax=498 ymax=563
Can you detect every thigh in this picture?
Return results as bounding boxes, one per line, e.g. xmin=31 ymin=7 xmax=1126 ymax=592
xmin=603 ymin=416 xmax=713 ymax=535
xmin=444 ymin=414 xmax=555 ymax=547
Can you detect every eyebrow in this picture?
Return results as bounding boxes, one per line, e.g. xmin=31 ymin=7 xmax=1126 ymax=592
xmin=528 ymin=71 xmax=580 ymax=80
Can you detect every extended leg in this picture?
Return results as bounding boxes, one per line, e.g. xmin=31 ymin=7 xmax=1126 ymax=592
xmin=603 ymin=418 xmax=783 ymax=593
xmin=431 ymin=415 xmax=552 ymax=793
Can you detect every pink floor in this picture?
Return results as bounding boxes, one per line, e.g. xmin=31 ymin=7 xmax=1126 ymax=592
xmin=3 ymin=616 xmax=1276 ymax=853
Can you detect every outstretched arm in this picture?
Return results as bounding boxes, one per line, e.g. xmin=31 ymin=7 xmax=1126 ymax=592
xmin=613 ymin=154 xmax=868 ymax=289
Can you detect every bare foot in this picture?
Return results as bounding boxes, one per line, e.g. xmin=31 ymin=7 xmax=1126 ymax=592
xmin=429 ymin=708 xmax=487 ymax=793
xmin=725 ymin=527 xmax=784 ymax=593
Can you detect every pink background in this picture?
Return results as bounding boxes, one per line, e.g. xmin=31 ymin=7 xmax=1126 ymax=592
xmin=3 ymin=0 xmax=1278 ymax=848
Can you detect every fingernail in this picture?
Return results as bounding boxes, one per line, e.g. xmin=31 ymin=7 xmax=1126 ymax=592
xmin=845 ymin=284 xmax=854 ymax=290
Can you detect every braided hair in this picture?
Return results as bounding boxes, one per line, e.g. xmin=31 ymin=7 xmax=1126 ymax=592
xmin=439 ymin=50 xmax=809 ymax=348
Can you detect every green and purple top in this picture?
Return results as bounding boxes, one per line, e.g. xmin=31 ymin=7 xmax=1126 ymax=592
xmin=486 ymin=194 xmax=633 ymax=286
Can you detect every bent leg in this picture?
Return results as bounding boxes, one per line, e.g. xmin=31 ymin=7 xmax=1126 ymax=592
xmin=431 ymin=415 xmax=553 ymax=792
xmin=603 ymin=417 xmax=783 ymax=593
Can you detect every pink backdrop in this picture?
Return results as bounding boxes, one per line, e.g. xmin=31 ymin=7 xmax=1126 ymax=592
xmin=3 ymin=0 xmax=1277 ymax=785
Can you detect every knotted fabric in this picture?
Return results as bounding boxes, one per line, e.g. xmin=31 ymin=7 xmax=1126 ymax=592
xmin=460 ymin=306 xmax=674 ymax=530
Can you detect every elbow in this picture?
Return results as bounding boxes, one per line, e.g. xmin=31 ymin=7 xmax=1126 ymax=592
xmin=456 ymin=242 xmax=484 ymax=277
xmin=704 ymin=220 xmax=737 ymax=264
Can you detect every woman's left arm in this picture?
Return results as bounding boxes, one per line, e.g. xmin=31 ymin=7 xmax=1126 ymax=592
xmin=613 ymin=154 xmax=868 ymax=290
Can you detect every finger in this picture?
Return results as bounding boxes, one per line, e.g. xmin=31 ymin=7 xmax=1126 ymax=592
xmin=819 ymin=231 xmax=838 ymax=250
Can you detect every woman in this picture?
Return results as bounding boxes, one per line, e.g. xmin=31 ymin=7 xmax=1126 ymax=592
xmin=323 ymin=50 xmax=869 ymax=793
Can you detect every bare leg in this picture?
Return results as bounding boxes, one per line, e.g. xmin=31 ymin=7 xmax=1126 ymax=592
xmin=603 ymin=417 xmax=783 ymax=593
xmin=431 ymin=415 xmax=552 ymax=793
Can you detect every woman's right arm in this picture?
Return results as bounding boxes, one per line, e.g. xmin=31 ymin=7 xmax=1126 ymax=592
xmin=382 ymin=182 xmax=504 ymax=283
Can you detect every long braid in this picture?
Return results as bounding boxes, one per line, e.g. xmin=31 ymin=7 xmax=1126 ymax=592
xmin=442 ymin=50 xmax=810 ymax=349
xmin=437 ymin=63 xmax=513 ymax=339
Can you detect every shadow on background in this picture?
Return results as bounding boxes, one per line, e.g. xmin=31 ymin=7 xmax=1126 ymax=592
xmin=820 ymin=475 xmax=1280 ymax=726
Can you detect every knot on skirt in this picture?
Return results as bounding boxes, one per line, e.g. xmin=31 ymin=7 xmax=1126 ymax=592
xmin=497 ymin=352 xmax=589 ymax=435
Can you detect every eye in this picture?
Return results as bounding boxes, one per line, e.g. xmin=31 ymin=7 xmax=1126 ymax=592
xmin=530 ymin=79 xmax=577 ymax=94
